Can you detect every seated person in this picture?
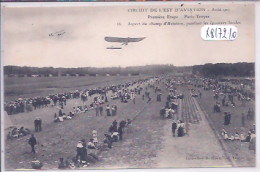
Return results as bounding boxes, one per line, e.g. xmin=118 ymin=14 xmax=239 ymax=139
xmin=11 ymin=128 xmax=19 ymax=138
xmin=54 ymin=117 xmax=59 ymax=123
xmin=31 ymin=160 xmax=43 ymax=169
xmin=76 ymin=107 xmax=81 ymax=113
xmin=240 ymin=133 xmax=246 ymax=140
xmin=58 ymin=158 xmax=67 ymax=169
xmin=234 ymin=132 xmax=240 ymax=140
xmin=241 ymin=132 xmax=251 ymax=142
xmin=69 ymin=112 xmax=74 ymax=117
xmin=111 ymin=132 xmax=119 ymax=142
xmin=18 ymin=127 xmax=27 ymax=136
xmin=58 ymin=116 xmax=64 ymax=122
xmin=104 ymin=134 xmax=112 ymax=149
xmin=221 ymin=129 xmax=229 ymax=140
xmin=88 ymin=139 xmax=96 ymax=149
xmin=84 ymin=106 xmax=88 ymax=112
xmin=62 ymin=113 xmax=67 ymax=119
xmin=66 ymin=115 xmax=72 ymax=120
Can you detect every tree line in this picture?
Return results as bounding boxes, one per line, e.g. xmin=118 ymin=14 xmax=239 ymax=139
xmin=4 ymin=64 xmax=180 ymax=76
xmin=192 ymin=62 xmax=255 ymax=77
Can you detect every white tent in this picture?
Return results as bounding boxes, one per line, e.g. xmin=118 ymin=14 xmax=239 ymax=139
xmin=4 ymin=111 xmax=14 ymax=129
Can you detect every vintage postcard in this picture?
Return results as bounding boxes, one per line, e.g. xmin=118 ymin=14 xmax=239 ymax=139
xmin=1 ymin=2 xmax=256 ymax=171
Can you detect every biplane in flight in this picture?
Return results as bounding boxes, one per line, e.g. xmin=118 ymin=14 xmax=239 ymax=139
xmin=105 ymin=36 xmax=146 ymax=49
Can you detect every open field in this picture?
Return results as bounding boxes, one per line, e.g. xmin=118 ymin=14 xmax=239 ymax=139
xmin=4 ymin=78 xmax=163 ymax=169
xmin=4 ymin=75 xmax=145 ymax=102
xmin=197 ymin=89 xmax=255 ymax=167
xmin=3 ymin=75 xmax=255 ymax=170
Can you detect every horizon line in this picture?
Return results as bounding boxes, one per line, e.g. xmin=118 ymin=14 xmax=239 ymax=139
xmin=3 ymin=62 xmax=255 ymax=69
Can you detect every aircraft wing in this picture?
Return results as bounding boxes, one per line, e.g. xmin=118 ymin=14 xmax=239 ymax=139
xmin=105 ymin=37 xmax=145 ymax=43
xmin=127 ymin=37 xmax=146 ymax=42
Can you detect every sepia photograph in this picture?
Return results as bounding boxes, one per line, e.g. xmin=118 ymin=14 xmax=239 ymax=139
xmin=1 ymin=2 xmax=256 ymax=170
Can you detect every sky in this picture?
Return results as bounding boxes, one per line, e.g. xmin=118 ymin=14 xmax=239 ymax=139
xmin=2 ymin=3 xmax=255 ymax=68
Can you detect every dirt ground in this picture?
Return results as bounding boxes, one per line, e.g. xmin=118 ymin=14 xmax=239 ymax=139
xmin=197 ymin=89 xmax=256 ymax=167
xmin=4 ymin=75 xmax=143 ymax=102
xmin=4 ymin=79 xmax=165 ymax=170
xmin=157 ymin=92 xmax=231 ymax=168
xmin=4 ymin=77 xmax=255 ymax=170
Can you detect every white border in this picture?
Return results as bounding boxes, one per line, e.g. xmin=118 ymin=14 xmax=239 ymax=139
xmin=0 ymin=1 xmax=257 ymax=7
xmin=1 ymin=1 xmax=259 ymax=172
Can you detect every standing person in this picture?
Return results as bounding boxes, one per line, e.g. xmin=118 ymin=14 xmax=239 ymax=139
xmin=147 ymin=96 xmax=151 ymax=103
xmin=111 ymin=106 xmax=115 ymax=116
xmin=224 ymin=112 xmax=229 ymax=125
xmin=95 ymin=104 xmax=99 ymax=116
xmin=109 ymin=124 xmax=114 ymax=133
xmin=118 ymin=126 xmax=123 ymax=141
xmin=241 ymin=113 xmax=245 ymax=127
xmin=247 ymin=108 xmax=251 ymax=119
xmin=38 ymin=118 xmax=42 ymax=132
xmin=34 ymin=119 xmax=38 ymax=132
xmin=199 ymin=92 xmax=202 ymax=99
xmin=133 ymin=97 xmax=136 ymax=104
xmin=228 ymin=112 xmax=232 ymax=125
xmin=76 ymin=141 xmax=83 ymax=163
xmin=160 ymin=107 xmax=166 ymax=119
xmin=222 ymin=98 xmax=225 ymax=106
xmin=172 ymin=120 xmax=177 ymax=137
xmin=185 ymin=121 xmax=190 ymax=136
xmin=81 ymin=139 xmax=87 ymax=162
xmin=99 ymin=104 xmax=103 ymax=116
xmin=112 ymin=120 xmax=118 ymax=132
xmin=59 ymin=109 xmax=63 ymax=117
xmin=28 ymin=134 xmax=37 ymax=154
xmin=106 ymin=105 xmax=110 ymax=116
xmin=177 ymin=120 xmax=183 ymax=137
xmin=54 ymin=113 xmax=57 ymax=120
xmin=114 ymin=105 xmax=117 ymax=115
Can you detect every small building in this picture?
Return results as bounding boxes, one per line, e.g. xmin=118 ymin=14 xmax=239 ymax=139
xmin=79 ymin=73 xmax=86 ymax=77
xmin=89 ymin=73 xmax=97 ymax=77
xmin=32 ymin=74 xmax=39 ymax=77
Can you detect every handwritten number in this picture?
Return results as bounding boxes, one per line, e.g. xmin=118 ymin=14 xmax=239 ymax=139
xmin=204 ymin=26 xmax=237 ymax=40
xmin=211 ymin=29 xmax=214 ymax=38
xmin=206 ymin=27 xmax=210 ymax=38
xmin=232 ymin=32 xmax=237 ymax=39
xmin=229 ymin=28 xmax=232 ymax=40
xmin=222 ymin=28 xmax=227 ymax=39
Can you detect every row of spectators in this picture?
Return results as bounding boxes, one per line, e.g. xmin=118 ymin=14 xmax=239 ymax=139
xmin=4 ymin=78 xmax=151 ymax=115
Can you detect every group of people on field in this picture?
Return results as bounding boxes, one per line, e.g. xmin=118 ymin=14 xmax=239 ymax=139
xmin=5 ymin=78 xmax=151 ymax=116
xmin=190 ymin=76 xmax=256 ymax=154
xmin=23 ymin=78 xmax=157 ymax=169
xmin=57 ymin=117 xmax=133 ymax=169
xmin=172 ymin=120 xmax=188 ymax=137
